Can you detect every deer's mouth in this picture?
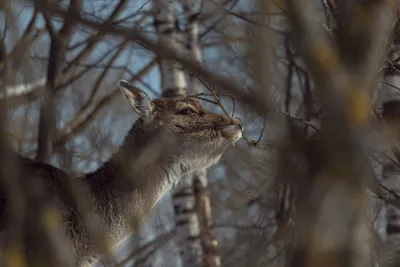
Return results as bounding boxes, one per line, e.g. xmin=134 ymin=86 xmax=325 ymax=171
xmin=220 ymin=125 xmax=242 ymax=142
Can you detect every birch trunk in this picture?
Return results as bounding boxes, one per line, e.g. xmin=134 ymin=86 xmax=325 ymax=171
xmin=152 ymin=0 xmax=186 ymax=97
xmin=172 ymin=0 xmax=204 ymax=266
xmin=180 ymin=1 xmax=222 ymax=266
xmin=151 ymin=1 xmax=200 ymax=266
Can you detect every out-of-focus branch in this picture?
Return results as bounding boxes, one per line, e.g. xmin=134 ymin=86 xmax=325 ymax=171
xmin=0 ymin=78 xmax=45 ymax=99
xmin=53 ymin=59 xmax=156 ymax=150
xmin=0 ymin=11 xmax=46 ymax=104
xmin=62 ymin=0 xmax=129 ymax=78
xmin=1 ymin=0 xmax=128 ymax=109
xmin=8 ymin=10 xmax=38 ymax=55
xmin=282 ymin=0 xmax=396 ymax=266
xmin=6 ymin=10 xmax=47 ymax=72
xmin=0 ymin=33 xmax=6 ymax=79
xmin=58 ymin=42 xmax=126 ymax=90
xmin=0 ymin=5 xmax=28 ymax=261
xmin=206 ymin=0 xmax=284 ymax=35
xmin=36 ymin=0 xmax=83 ymax=163
xmin=36 ymin=2 xmax=270 ymax=117
xmin=69 ymin=41 xmax=126 ymax=122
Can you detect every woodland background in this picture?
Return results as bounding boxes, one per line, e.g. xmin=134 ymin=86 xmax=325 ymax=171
xmin=1 ymin=0 xmax=400 ymax=266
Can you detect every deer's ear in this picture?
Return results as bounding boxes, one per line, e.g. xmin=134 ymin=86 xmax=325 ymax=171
xmin=119 ymin=80 xmax=155 ymax=118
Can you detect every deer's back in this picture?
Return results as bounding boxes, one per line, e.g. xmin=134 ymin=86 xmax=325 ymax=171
xmin=0 ymin=155 xmax=98 ymax=266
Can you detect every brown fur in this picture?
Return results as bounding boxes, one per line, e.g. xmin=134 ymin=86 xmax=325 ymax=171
xmin=0 ymin=83 xmax=242 ymax=267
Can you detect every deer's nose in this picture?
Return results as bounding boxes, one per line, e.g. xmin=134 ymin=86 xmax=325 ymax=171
xmin=233 ymin=117 xmax=243 ymax=130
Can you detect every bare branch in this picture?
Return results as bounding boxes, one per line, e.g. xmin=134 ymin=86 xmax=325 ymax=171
xmin=36 ymin=0 xmax=83 ymax=162
xmin=38 ymin=2 xmax=270 ymax=117
xmin=54 ymin=59 xmax=156 ymax=150
xmin=0 ymin=78 xmax=45 ymax=99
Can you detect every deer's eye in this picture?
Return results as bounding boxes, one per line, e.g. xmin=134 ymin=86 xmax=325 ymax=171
xmin=179 ymin=108 xmax=195 ymax=115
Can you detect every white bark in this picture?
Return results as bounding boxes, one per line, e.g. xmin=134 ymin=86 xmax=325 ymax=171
xmin=173 ymin=177 xmax=203 ymax=267
xmin=177 ymin=1 xmax=222 ymax=267
xmin=152 ymin=1 xmax=224 ymax=266
xmin=151 ymin=0 xmax=200 ymax=266
xmin=181 ymin=0 xmax=202 ymax=94
xmin=172 ymin=0 xmax=204 ymax=266
xmin=0 ymin=77 xmax=45 ymax=99
xmin=152 ymin=0 xmax=187 ymax=97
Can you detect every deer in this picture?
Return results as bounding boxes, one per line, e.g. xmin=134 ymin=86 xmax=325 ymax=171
xmin=0 ymin=80 xmax=243 ymax=267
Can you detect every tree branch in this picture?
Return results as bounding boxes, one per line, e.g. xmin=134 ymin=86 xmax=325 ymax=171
xmin=37 ymin=2 xmax=270 ymax=117
xmin=53 ymin=59 xmax=156 ymax=151
xmin=36 ymin=0 xmax=83 ymax=162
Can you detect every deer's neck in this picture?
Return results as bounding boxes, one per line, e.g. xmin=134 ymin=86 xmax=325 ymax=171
xmin=83 ymin=128 xmax=182 ymax=239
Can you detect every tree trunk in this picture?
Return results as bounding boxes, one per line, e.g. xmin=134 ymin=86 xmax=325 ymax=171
xmin=152 ymin=0 xmax=186 ymax=97
xmin=180 ymin=0 xmax=222 ymax=266
xmin=283 ymin=0 xmax=393 ymax=266
xmin=193 ymin=171 xmax=222 ymax=267
xmin=152 ymin=1 xmax=201 ymax=266
xmin=36 ymin=0 xmax=82 ymax=163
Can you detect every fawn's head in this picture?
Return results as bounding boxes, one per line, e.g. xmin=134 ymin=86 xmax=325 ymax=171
xmin=119 ymin=80 xmax=243 ymax=173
